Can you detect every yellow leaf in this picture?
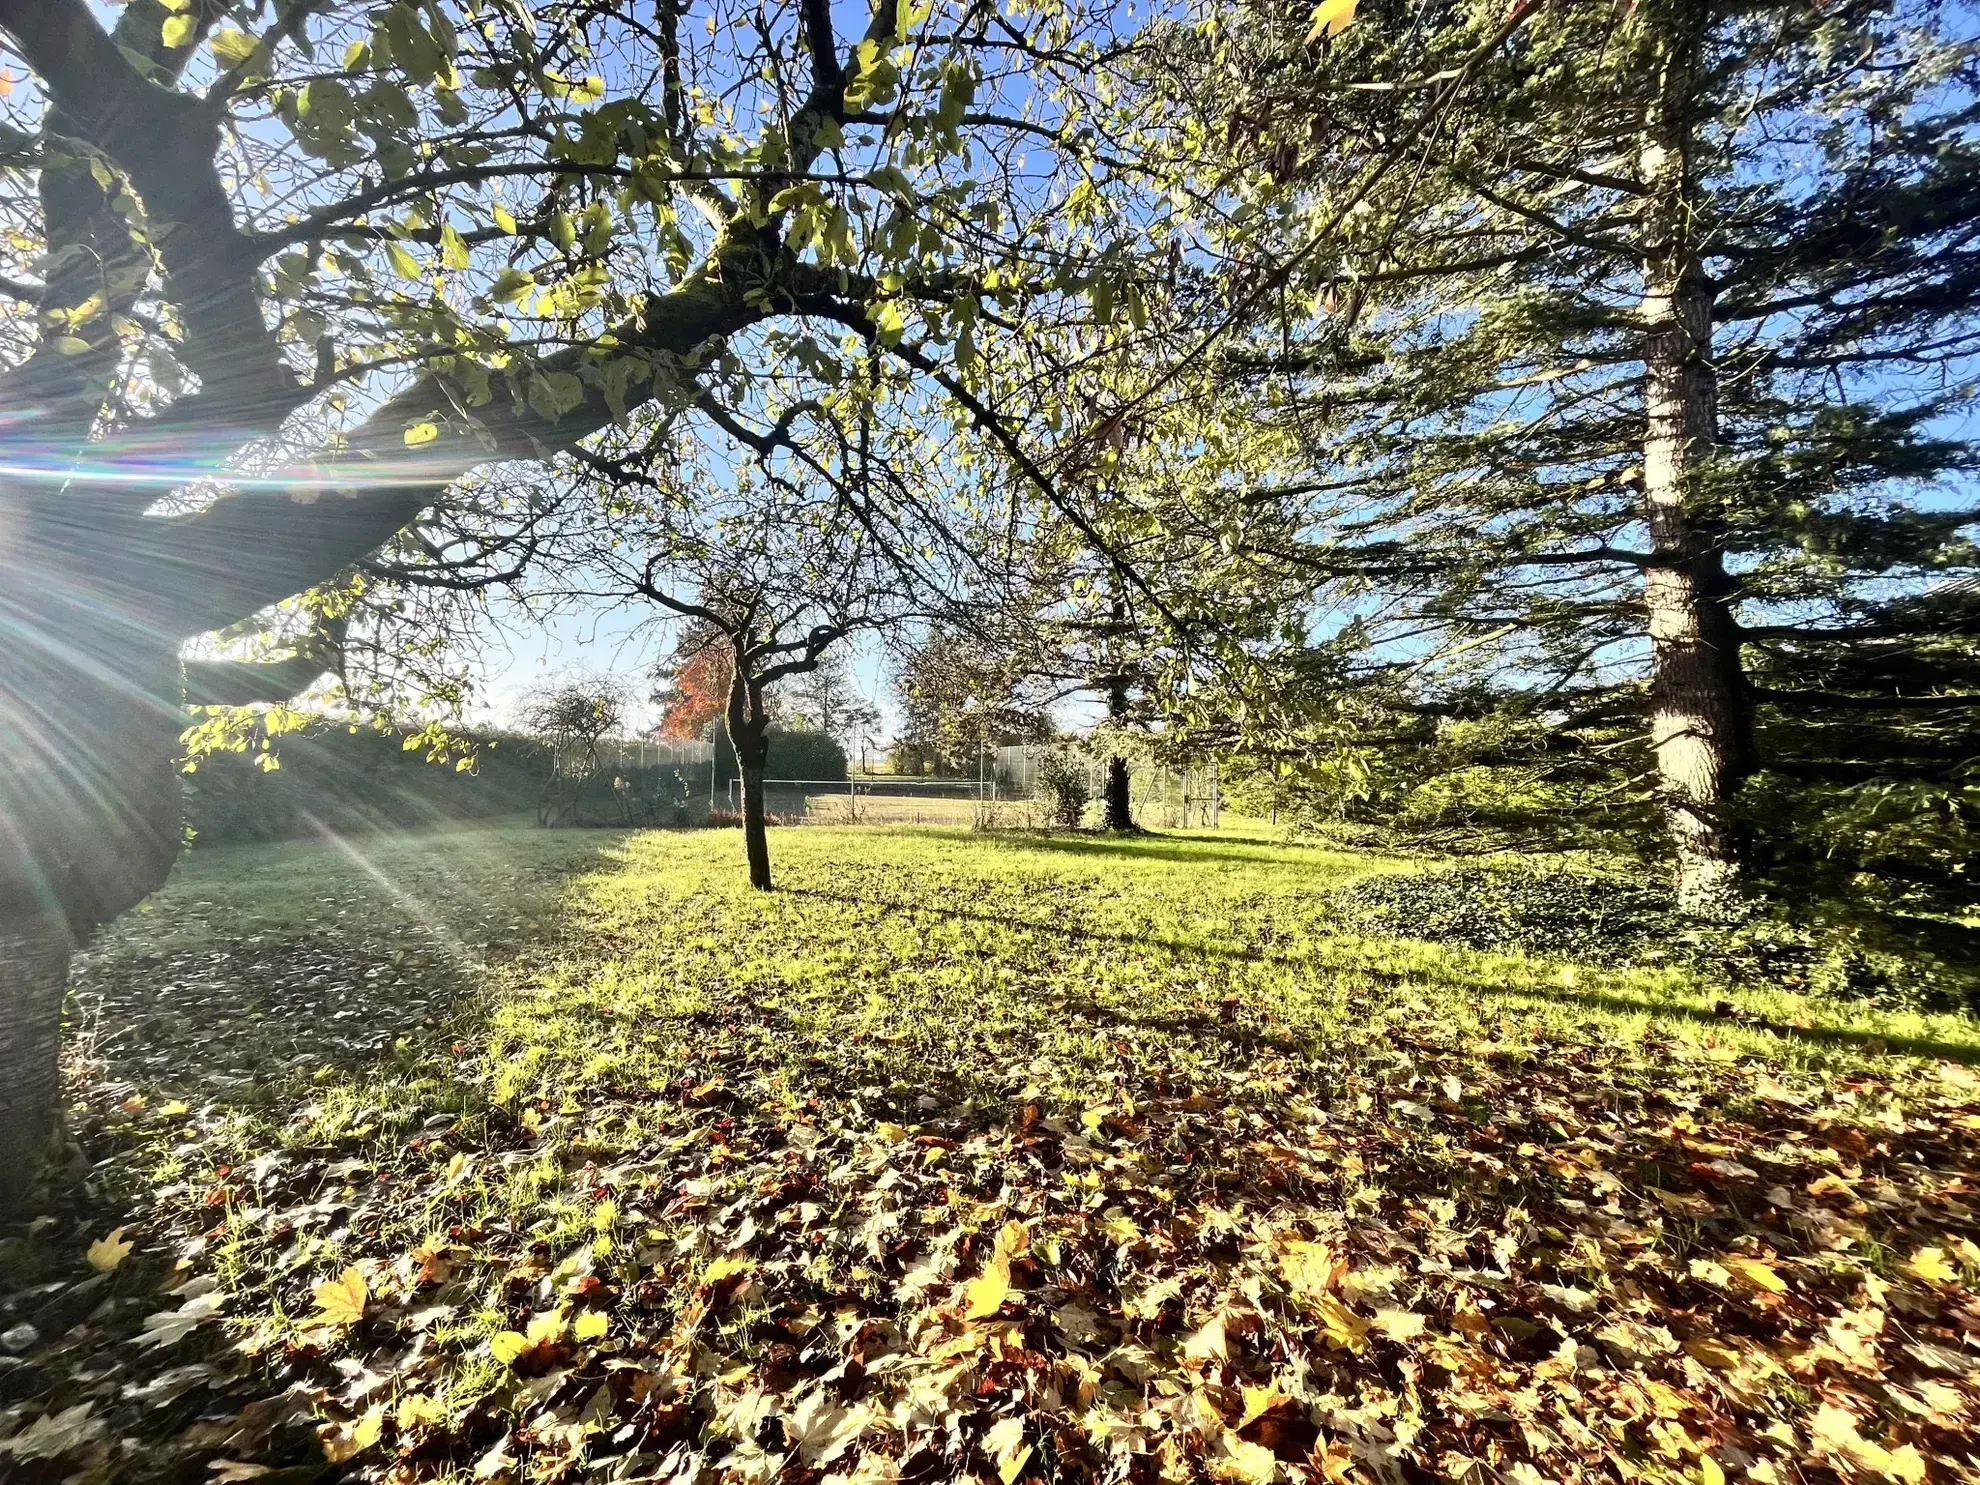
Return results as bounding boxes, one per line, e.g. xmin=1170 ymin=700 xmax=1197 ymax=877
xmin=309 ymin=1265 xmax=368 ymax=1327
xmin=492 ymin=202 xmax=517 ymax=234
xmin=1699 ymin=1456 xmax=1725 ymax=1485
xmin=396 ymin=1393 xmax=446 ymax=1430
xmin=1213 ymin=1432 xmax=1282 ymax=1484
xmin=701 ymin=1253 xmax=749 ymax=1287
xmin=984 ymin=1416 xmax=1030 ymax=1484
xmin=1304 ymin=0 xmax=1358 ymax=43
xmin=1184 ymin=1313 xmax=1229 ymax=1363
xmin=874 ymin=1120 xmax=911 ymax=1142
xmin=52 ymin=336 xmax=92 ymax=356
xmin=209 ymin=28 xmax=258 ymax=67
xmin=573 ymin=1309 xmax=609 ymax=1341
xmin=994 ymin=1220 xmax=1031 ymax=1259
xmin=964 ymin=1257 xmax=1011 ymax=1319
xmin=488 ymin=1331 xmax=531 ymax=1364
xmin=1906 ymin=1246 xmax=1957 ymax=1283
xmin=1723 ymin=1255 xmax=1787 ymax=1294
xmin=318 ymin=1408 xmax=383 ymax=1463
xmin=1884 ymin=1446 xmax=1927 ymax=1484
xmin=1683 ymin=1336 xmax=1741 ymax=1371
xmin=404 ymin=420 xmax=439 ymax=446
xmin=1372 ymin=1308 xmax=1426 ymax=1342
xmin=1239 ymin=1384 xmax=1290 ymax=1429
xmin=86 ymin=1227 xmax=133 ymax=1273
xmin=162 ymin=13 xmax=197 ymax=47
xmin=1312 ymin=1294 xmax=1370 ymax=1354
xmin=1279 ymin=1240 xmax=1343 ymax=1299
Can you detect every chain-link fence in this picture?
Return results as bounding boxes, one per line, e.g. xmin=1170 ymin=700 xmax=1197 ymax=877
xmin=721 ymin=752 xmax=1223 ymax=829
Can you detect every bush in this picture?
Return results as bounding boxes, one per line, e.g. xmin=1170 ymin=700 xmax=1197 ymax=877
xmin=1332 ymin=863 xmax=1980 ymax=1010
xmin=1037 ymin=752 xmax=1090 ymax=828
xmin=1333 ymin=865 xmax=1676 ymax=966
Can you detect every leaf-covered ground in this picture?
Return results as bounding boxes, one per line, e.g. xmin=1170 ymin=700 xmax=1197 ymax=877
xmin=4 ymin=824 xmax=1979 ymax=1485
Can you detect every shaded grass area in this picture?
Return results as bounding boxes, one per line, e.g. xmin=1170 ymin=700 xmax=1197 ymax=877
xmin=3 ymin=825 xmax=1978 ymax=1485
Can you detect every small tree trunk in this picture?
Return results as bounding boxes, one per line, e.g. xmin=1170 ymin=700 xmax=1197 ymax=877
xmin=739 ymin=752 xmax=772 ymax=890
xmin=1638 ymin=9 xmax=1755 ymax=914
xmin=1103 ymin=675 xmax=1133 ymax=830
xmin=725 ymin=666 xmax=773 ymax=891
xmin=1104 ymin=755 xmax=1132 ymax=830
xmin=0 ymin=918 xmax=73 ymax=1216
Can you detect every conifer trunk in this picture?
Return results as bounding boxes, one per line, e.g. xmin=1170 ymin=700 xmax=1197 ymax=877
xmin=1638 ymin=6 xmax=1755 ymax=914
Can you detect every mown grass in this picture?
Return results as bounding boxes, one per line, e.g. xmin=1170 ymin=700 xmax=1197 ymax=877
xmin=7 ymin=823 xmax=1978 ymax=1484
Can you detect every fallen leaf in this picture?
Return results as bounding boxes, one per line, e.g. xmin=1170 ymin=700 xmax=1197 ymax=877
xmin=1906 ymin=1246 xmax=1957 ymax=1283
xmin=1684 ymin=1336 xmax=1741 ymax=1371
xmin=309 ymin=1265 xmax=368 ymax=1327
xmin=1722 ymin=1255 xmax=1787 ymax=1294
xmin=0 ymin=1403 xmax=104 ymax=1461
xmin=87 ymin=1226 xmax=134 ymax=1272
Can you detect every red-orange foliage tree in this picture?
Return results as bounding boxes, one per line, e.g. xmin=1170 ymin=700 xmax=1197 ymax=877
xmin=654 ymin=642 xmax=730 ymax=741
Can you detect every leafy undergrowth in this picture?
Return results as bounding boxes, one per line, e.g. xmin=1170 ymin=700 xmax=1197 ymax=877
xmin=4 ymin=825 xmax=1980 ymax=1485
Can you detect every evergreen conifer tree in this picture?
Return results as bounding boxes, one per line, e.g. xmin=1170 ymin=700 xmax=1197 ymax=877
xmin=1156 ymin=0 xmax=1980 ymax=908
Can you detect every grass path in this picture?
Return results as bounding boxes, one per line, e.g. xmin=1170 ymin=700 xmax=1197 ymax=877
xmin=3 ymin=825 xmax=1977 ymax=1484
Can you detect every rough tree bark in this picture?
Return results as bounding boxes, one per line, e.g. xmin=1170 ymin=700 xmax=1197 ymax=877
xmin=726 ymin=671 xmax=774 ymax=892
xmin=1637 ymin=3 xmax=1755 ymax=915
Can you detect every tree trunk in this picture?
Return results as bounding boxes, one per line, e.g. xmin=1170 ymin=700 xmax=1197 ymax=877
xmin=0 ymin=918 xmax=73 ymax=1215
xmin=739 ymin=751 xmax=772 ymax=890
xmin=725 ymin=668 xmax=773 ymax=891
xmin=1638 ymin=6 xmax=1755 ymax=915
xmin=1104 ymin=755 xmax=1132 ymax=831
xmin=1104 ymin=675 xmax=1133 ymax=831
xmin=0 ymin=531 xmax=188 ymax=1218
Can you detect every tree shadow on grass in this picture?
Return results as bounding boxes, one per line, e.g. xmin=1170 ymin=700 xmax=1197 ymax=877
xmin=68 ymin=825 xmax=632 ymax=1118
xmin=783 ymin=883 xmax=1980 ymax=1064
xmin=965 ymin=830 xmax=1341 ymax=871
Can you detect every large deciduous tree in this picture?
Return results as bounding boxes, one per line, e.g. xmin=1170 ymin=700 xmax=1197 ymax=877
xmin=0 ymin=0 xmax=1163 ymax=1212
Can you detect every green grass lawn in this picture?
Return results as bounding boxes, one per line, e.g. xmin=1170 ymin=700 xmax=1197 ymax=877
xmin=5 ymin=824 xmax=1978 ymax=1484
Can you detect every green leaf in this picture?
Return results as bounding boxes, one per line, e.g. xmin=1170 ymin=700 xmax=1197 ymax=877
xmin=384 ymin=240 xmax=422 ymax=279
xmin=440 ymin=223 xmax=470 ymax=271
xmin=489 ymin=267 xmax=534 ymax=304
xmin=867 ymin=298 xmax=906 ymax=348
xmin=209 ymin=28 xmax=258 ymax=68
xmin=491 ymin=202 xmax=517 ymax=234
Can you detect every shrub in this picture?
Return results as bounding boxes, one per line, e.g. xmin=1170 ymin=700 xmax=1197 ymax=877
xmin=1037 ymin=752 xmax=1090 ymax=829
xmin=1333 ymin=865 xmax=1675 ymax=966
xmin=1332 ymin=863 xmax=1980 ymax=1010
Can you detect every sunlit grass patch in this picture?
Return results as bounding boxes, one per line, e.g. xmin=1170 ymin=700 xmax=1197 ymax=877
xmin=5 ymin=824 xmax=1977 ymax=1484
